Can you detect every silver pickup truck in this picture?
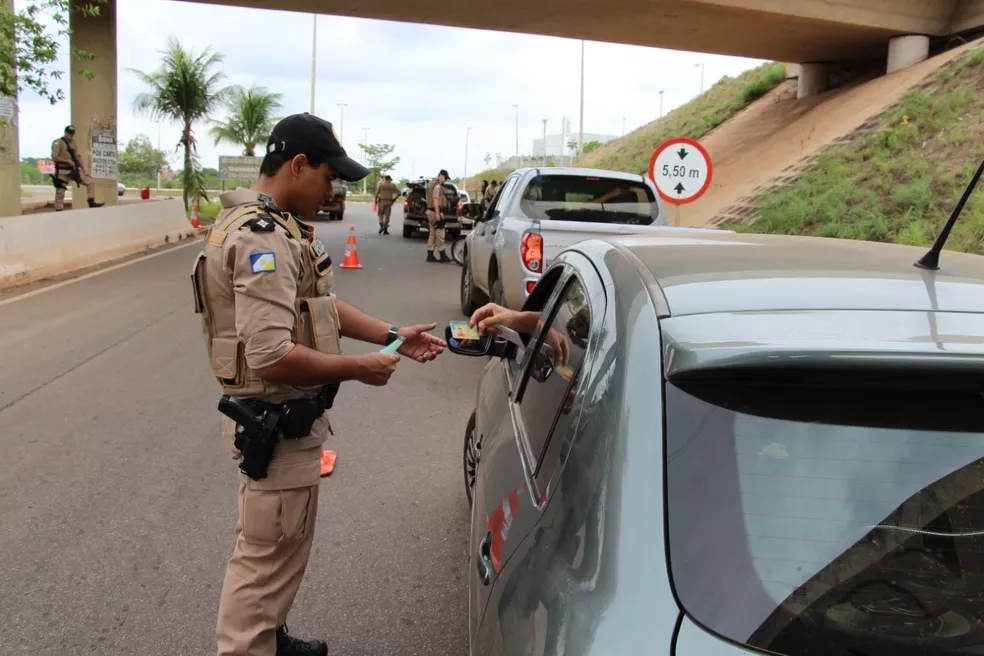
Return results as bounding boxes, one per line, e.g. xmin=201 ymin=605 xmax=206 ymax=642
xmin=460 ymin=166 xmax=729 ymax=315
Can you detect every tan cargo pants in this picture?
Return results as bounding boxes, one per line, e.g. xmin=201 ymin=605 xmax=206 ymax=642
xmin=216 ymin=416 xmax=325 ymax=656
xmin=54 ymin=170 xmax=96 ymax=211
xmin=427 ymin=210 xmax=446 ymax=252
xmin=377 ymin=201 xmax=393 ymax=226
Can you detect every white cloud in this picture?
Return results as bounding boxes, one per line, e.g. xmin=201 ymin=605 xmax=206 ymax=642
xmin=14 ymin=0 xmax=765 ymax=183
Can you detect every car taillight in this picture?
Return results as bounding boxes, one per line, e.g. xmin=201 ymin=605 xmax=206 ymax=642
xmin=403 ymin=200 xmax=408 ymax=214
xmin=521 ymin=232 xmax=543 ymax=272
xmin=458 ymin=203 xmax=463 ymax=217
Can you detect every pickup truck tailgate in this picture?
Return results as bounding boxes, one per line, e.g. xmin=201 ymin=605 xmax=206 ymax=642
xmin=537 ymin=220 xmax=718 ymax=264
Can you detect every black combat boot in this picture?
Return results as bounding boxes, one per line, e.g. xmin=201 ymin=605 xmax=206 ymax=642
xmin=88 ymin=197 xmax=104 ymax=208
xmin=426 ymin=251 xmax=438 ymax=262
xmin=378 ymin=224 xmax=384 ymax=234
xmin=383 ymin=225 xmax=389 ymax=235
xmin=276 ymin=624 xmax=327 ymax=656
xmin=438 ymin=250 xmax=452 ymax=263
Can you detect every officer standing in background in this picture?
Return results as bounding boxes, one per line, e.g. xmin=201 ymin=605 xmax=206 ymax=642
xmin=374 ymin=174 xmax=400 ymax=235
xmin=50 ymin=125 xmax=104 ymax=211
xmin=426 ymin=169 xmax=452 ymax=263
xmin=191 ymin=113 xmax=446 ymax=656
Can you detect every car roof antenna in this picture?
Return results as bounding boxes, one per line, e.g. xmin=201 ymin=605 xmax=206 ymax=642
xmin=915 ymin=157 xmax=984 ymax=270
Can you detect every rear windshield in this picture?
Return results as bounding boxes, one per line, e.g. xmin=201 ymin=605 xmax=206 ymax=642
xmin=518 ymin=174 xmax=656 ymax=225
xmin=665 ymin=380 xmax=984 ymax=656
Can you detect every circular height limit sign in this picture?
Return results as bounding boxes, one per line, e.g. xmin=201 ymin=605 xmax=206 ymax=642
xmin=648 ymin=137 xmax=713 ymax=205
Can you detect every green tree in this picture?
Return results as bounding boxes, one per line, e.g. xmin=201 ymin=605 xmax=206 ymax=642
xmin=358 ymin=143 xmax=400 ymax=193
xmin=208 ymin=85 xmax=283 ymax=156
xmin=582 ymin=140 xmax=602 ymax=154
xmin=0 ymin=0 xmax=105 ymax=103
xmin=129 ymin=37 xmax=231 ymax=210
xmin=118 ymin=134 xmax=168 ymax=177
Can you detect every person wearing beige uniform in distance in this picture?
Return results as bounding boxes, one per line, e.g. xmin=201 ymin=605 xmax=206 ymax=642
xmin=426 ymin=169 xmax=452 ymax=262
xmin=50 ymin=125 xmax=104 ymax=211
xmin=374 ymin=174 xmax=400 ymax=235
xmin=191 ymin=112 xmax=446 ymax=656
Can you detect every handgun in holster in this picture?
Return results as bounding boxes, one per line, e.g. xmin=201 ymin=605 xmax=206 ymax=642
xmin=218 ymin=395 xmax=282 ymax=481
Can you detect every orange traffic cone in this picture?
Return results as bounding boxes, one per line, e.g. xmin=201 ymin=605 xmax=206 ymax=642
xmin=320 ymin=449 xmax=337 ymax=477
xmin=339 ymin=225 xmax=363 ymax=269
xmin=190 ymin=197 xmax=201 ymax=229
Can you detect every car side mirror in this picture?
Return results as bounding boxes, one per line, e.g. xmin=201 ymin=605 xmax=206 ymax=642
xmin=446 ymin=325 xmax=494 ymax=357
xmin=445 ymin=324 xmax=527 ymax=361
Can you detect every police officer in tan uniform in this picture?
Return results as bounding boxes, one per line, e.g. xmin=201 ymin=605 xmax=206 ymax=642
xmin=192 ymin=113 xmax=446 ymax=656
xmin=51 ymin=125 xmax=103 ymax=211
xmin=374 ymin=174 xmax=400 ymax=235
xmin=426 ymin=169 xmax=452 ymax=262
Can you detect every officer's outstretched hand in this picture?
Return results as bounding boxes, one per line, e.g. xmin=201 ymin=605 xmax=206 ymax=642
xmin=397 ymin=323 xmax=447 ymax=363
xmin=358 ymin=353 xmax=400 ymax=386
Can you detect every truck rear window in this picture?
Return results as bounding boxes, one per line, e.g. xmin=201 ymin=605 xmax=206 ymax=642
xmin=665 ymin=379 xmax=984 ymax=655
xmin=519 ymin=174 xmax=656 ymax=225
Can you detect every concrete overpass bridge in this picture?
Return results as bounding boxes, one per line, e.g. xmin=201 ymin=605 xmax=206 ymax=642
xmin=2 ymin=0 xmax=984 ymax=218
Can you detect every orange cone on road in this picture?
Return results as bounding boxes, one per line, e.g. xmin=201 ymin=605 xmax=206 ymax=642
xmin=190 ymin=197 xmax=201 ymax=229
xmin=320 ymin=449 xmax=337 ymax=477
xmin=339 ymin=225 xmax=363 ymax=269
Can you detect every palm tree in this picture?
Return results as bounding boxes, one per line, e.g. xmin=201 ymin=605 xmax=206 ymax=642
xmin=129 ymin=37 xmax=231 ymax=211
xmin=209 ymin=85 xmax=283 ymax=157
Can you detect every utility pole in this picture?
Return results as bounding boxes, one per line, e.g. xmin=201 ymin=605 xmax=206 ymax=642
xmin=696 ymin=62 xmax=705 ymax=94
xmin=157 ymin=122 xmax=162 ymax=190
xmin=578 ymin=39 xmax=585 ymax=157
xmin=310 ymin=15 xmax=317 ymax=114
xmin=361 ymin=127 xmax=370 ymax=195
xmin=463 ymin=127 xmax=471 ymax=189
xmin=659 ymin=90 xmax=664 ymax=118
xmin=541 ymin=119 xmax=547 ymax=166
xmin=513 ymin=104 xmax=519 ymax=160
xmin=336 ymin=103 xmax=346 ymax=148
xmin=622 ymin=117 xmax=626 ymax=136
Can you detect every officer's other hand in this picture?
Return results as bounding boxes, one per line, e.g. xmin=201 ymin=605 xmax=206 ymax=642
xmin=397 ymin=323 xmax=447 ymax=363
xmin=357 ymin=353 xmax=400 ymax=386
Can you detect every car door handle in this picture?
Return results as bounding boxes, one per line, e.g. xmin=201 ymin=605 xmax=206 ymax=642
xmin=477 ymin=531 xmax=494 ymax=586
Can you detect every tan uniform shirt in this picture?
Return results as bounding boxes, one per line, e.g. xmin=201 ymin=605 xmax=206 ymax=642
xmin=429 ymin=180 xmax=446 ymax=214
xmin=375 ymin=180 xmax=400 ymax=204
xmin=201 ymin=188 xmax=339 ymax=488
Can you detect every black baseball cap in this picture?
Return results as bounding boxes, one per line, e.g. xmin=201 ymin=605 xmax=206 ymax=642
xmin=65 ymin=125 xmax=75 ymax=134
xmin=266 ymin=113 xmax=369 ymax=182
xmin=439 ymin=169 xmax=450 ymax=178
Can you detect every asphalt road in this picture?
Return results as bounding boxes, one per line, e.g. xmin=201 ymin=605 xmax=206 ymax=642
xmin=0 ymin=203 xmax=482 ymax=655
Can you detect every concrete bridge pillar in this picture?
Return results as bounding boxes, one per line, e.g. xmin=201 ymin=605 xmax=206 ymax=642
xmin=887 ymin=35 xmax=930 ymax=74
xmin=797 ymin=63 xmax=828 ymax=99
xmin=0 ymin=0 xmax=20 ymax=219
xmin=70 ymin=0 xmax=119 ymax=207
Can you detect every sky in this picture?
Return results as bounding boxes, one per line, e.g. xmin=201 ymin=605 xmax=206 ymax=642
xmin=14 ymin=0 xmax=765 ymax=182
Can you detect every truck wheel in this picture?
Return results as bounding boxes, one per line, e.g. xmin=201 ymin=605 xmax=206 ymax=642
xmin=403 ymin=225 xmax=414 ymax=238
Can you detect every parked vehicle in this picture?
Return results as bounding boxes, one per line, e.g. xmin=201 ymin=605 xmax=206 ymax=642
xmin=402 ymin=178 xmax=466 ymax=239
xmin=117 ymin=182 xmax=125 ymax=196
xmin=460 ymin=166 xmax=719 ymax=316
xmin=449 ymin=225 xmax=984 ymax=656
xmin=316 ymin=179 xmax=347 ymax=220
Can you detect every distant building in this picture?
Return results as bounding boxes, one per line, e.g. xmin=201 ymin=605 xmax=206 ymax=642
xmin=532 ymin=132 xmax=616 ymax=158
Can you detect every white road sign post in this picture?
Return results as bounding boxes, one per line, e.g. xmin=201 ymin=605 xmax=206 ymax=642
xmin=648 ymin=137 xmax=713 ymax=226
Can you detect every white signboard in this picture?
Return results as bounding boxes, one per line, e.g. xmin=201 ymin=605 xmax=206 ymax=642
xmin=0 ymin=96 xmax=15 ymax=121
xmin=89 ymin=125 xmax=119 ymax=180
xmin=219 ymin=156 xmax=262 ymax=181
xmin=648 ymin=137 xmax=713 ymax=205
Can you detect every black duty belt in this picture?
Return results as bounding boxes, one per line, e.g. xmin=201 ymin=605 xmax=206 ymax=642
xmin=244 ymin=384 xmax=337 ymax=440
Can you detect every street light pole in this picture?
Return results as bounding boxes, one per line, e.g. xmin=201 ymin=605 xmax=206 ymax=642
xmin=310 ymin=15 xmax=317 ymax=114
xmin=578 ymin=39 xmax=585 ymax=157
xmin=361 ymin=127 xmax=370 ymax=195
xmin=541 ymin=118 xmax=547 ymax=165
xmin=622 ymin=117 xmax=626 ymax=136
xmin=659 ymin=90 xmax=664 ymax=118
xmin=336 ymin=103 xmax=346 ymax=147
xmin=695 ymin=62 xmax=705 ymax=94
xmin=464 ymin=127 xmax=471 ymax=189
xmin=513 ymin=104 xmax=519 ymax=160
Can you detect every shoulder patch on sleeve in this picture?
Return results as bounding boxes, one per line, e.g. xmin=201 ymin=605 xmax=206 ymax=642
xmin=246 ymin=216 xmax=276 ymax=232
xmin=249 ymin=252 xmax=277 ymax=273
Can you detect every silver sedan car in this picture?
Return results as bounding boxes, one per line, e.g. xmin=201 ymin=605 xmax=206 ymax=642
xmin=449 ymin=230 xmax=984 ymax=656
